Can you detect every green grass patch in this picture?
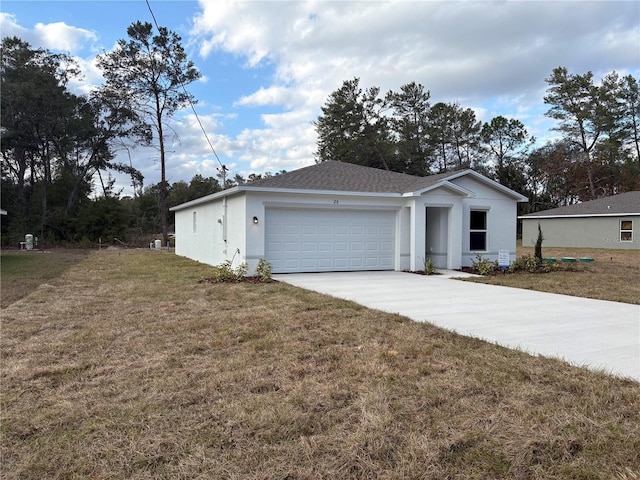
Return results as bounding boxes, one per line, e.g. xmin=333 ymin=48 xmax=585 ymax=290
xmin=1 ymin=249 xmax=91 ymax=308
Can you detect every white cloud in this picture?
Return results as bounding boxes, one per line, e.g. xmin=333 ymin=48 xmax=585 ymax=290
xmin=0 ymin=12 xmax=28 ymax=39
xmin=189 ymin=0 xmax=639 ymax=176
xmin=0 ymin=13 xmax=97 ymax=52
xmin=33 ymin=21 xmax=97 ymax=52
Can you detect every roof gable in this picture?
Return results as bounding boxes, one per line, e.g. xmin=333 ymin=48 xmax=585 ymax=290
xmin=521 ymin=191 xmax=640 ymax=218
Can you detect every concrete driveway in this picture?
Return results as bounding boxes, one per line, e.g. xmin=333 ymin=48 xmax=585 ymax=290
xmin=273 ymin=270 xmax=640 ymax=381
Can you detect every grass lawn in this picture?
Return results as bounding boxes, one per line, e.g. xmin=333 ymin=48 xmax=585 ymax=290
xmin=463 ymin=246 xmax=640 ymax=305
xmin=0 ymin=249 xmax=91 ymax=308
xmin=1 ymin=249 xmax=639 ymax=479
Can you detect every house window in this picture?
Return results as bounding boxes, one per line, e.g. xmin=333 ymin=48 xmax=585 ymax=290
xmin=620 ymin=220 xmax=633 ymax=242
xmin=469 ymin=210 xmax=487 ymax=251
xmin=193 ymin=211 xmax=197 ymax=234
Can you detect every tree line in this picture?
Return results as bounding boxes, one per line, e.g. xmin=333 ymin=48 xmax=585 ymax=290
xmin=0 ymin=27 xmax=283 ymax=247
xmin=2 ymin=21 xmax=639 ymax=247
xmin=314 ymin=71 xmax=639 ymax=212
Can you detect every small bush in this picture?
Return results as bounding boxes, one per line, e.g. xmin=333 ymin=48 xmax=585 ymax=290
xmin=509 ymin=254 xmax=541 ymax=273
xmin=209 ymin=260 xmax=248 ymax=282
xmin=422 ymin=257 xmax=436 ymax=275
xmin=471 ymin=253 xmax=498 ymax=276
xmin=256 ymin=259 xmax=273 ymax=282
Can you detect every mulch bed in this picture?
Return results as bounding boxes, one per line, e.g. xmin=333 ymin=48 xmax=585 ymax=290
xmin=198 ymin=276 xmax=275 ymax=284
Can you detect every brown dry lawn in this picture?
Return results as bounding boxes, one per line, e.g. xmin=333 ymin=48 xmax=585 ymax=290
xmin=1 ymin=249 xmax=639 ymax=479
xmin=464 ymin=246 xmax=640 ymax=305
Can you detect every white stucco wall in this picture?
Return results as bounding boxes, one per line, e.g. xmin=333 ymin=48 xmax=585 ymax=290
xmin=522 ymin=216 xmax=640 ymax=250
xmin=174 ymin=193 xmax=247 ymax=268
xmin=450 ymin=177 xmax=519 ymax=265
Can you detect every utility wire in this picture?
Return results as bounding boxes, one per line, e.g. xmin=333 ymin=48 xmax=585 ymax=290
xmin=145 ymin=0 xmax=228 ymax=187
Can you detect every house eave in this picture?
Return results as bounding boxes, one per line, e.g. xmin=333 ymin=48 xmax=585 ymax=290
xmin=170 ymin=185 xmax=404 ymax=211
xmin=240 ymin=186 xmax=403 ymax=198
xmin=405 ymin=180 xmax=472 ymax=197
xmin=444 ymin=169 xmax=529 ymax=202
xmin=519 ymin=213 xmax=640 ymax=219
xmin=169 ymin=186 xmax=243 ymax=211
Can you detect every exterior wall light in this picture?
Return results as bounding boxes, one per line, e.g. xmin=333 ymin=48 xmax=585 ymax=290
xmin=253 ymin=216 xmax=259 ymax=224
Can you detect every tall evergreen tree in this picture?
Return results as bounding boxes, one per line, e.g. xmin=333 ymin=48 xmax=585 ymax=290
xmin=480 ymin=115 xmax=533 ymax=192
xmin=544 ymin=67 xmax=624 ymax=199
xmin=387 ymin=82 xmax=431 ymax=175
xmin=97 ymin=21 xmax=201 ymax=246
xmin=314 ymin=78 xmax=394 ymax=170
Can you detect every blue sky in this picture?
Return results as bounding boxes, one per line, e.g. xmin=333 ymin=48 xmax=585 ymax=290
xmin=1 ymin=0 xmax=639 ymax=195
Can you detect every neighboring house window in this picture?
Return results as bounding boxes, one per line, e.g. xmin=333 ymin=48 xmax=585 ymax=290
xmin=469 ymin=210 xmax=487 ymax=251
xmin=620 ymin=220 xmax=633 ymax=242
xmin=193 ymin=211 xmax=197 ymax=234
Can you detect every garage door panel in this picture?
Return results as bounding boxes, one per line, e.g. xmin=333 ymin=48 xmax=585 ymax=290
xmin=365 ymin=242 xmax=380 ymax=252
xmin=301 ymin=242 xmax=316 ymax=252
xmin=335 ymin=225 xmax=349 ymax=236
xmin=284 ymin=241 xmax=299 ymax=250
xmin=266 ymin=208 xmax=395 ymax=273
xmin=301 ymin=258 xmax=316 ymax=269
xmin=318 ymin=242 xmax=332 ymax=252
xmin=349 ymin=242 xmax=363 ymax=252
xmin=333 ymin=242 xmax=349 ymax=253
xmin=318 ymin=258 xmax=333 ymax=268
xmin=365 ymin=258 xmax=380 ymax=267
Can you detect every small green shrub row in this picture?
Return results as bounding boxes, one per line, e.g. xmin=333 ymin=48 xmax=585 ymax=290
xmin=204 ymin=259 xmax=273 ymax=283
xmin=471 ymin=253 xmax=563 ymax=276
xmin=208 ymin=260 xmax=248 ymax=282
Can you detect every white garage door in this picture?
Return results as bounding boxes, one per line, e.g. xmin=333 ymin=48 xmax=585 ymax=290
xmin=265 ymin=208 xmax=395 ymax=273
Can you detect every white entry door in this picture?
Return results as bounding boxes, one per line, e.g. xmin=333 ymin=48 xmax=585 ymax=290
xmin=265 ymin=208 xmax=395 ymax=273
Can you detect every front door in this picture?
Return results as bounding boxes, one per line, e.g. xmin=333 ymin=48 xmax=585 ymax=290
xmin=425 ymin=207 xmax=449 ymax=269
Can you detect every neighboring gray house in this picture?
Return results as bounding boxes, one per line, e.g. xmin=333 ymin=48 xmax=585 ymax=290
xmin=171 ymin=161 xmax=528 ymax=274
xmin=520 ymin=191 xmax=640 ymax=250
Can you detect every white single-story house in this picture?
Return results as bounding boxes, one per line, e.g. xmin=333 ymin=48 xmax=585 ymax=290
xmin=171 ymin=161 xmax=528 ymax=274
xmin=520 ymin=191 xmax=640 ymax=250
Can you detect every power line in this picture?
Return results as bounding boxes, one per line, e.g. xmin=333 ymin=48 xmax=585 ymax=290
xmin=144 ymin=0 xmax=228 ymax=187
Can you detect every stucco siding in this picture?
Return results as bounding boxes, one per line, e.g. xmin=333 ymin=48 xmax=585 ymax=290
xmin=174 ymin=194 xmax=247 ymax=267
xmin=463 ymin=197 xmax=517 ymax=264
xmin=521 ymin=216 xmax=640 ymax=250
xmin=449 ymin=177 xmax=519 ymax=265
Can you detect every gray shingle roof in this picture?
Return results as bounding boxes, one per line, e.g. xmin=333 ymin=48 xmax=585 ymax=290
xmin=245 ymin=160 xmax=458 ymax=194
xmin=522 ymin=191 xmax=640 ymax=217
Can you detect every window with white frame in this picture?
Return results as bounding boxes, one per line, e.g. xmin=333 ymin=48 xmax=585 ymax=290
xmin=620 ymin=220 xmax=633 ymax=242
xmin=193 ymin=211 xmax=197 ymax=234
xmin=469 ymin=210 xmax=487 ymax=251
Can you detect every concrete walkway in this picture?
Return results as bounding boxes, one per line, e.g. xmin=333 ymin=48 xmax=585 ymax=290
xmin=273 ymin=270 xmax=640 ymax=381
